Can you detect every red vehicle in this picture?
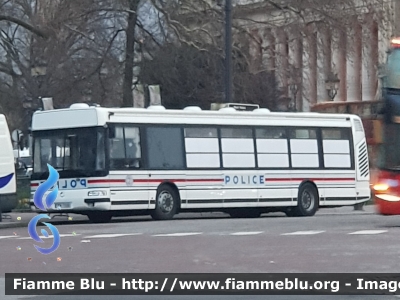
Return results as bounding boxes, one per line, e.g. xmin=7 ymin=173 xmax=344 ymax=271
xmin=373 ymin=38 xmax=400 ymax=215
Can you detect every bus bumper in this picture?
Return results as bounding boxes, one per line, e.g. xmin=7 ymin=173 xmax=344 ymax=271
xmin=29 ymin=200 xmax=111 ymax=213
xmin=29 ymin=189 xmax=112 ymax=213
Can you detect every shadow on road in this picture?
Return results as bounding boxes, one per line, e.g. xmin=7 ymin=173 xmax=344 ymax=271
xmin=11 ymin=206 xmax=379 ymax=228
xmin=45 ymin=212 xmax=288 ymax=227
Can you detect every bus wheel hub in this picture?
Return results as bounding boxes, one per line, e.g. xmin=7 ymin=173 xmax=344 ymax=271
xmin=158 ymin=192 xmax=173 ymax=213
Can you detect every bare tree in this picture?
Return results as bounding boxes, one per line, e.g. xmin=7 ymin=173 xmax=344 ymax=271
xmin=139 ymin=40 xmax=280 ymax=110
xmin=0 ymin=0 xmax=392 ymax=131
xmin=151 ymin=0 xmax=392 ymax=107
xmin=0 ymin=0 xmax=126 ymax=130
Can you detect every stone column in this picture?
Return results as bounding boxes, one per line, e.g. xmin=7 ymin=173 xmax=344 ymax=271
xmin=316 ymin=23 xmax=330 ymax=102
xmin=275 ymin=27 xmax=289 ymax=97
xmin=377 ymin=14 xmax=392 ymax=68
xmin=345 ymin=17 xmax=362 ymax=102
xmin=302 ymin=24 xmax=317 ymax=111
xmin=260 ymin=28 xmax=276 ymax=72
xmin=332 ymin=27 xmax=347 ymax=102
xmin=375 ymin=2 xmax=394 ymax=98
xmin=288 ymin=27 xmax=303 ymax=111
xmin=362 ymin=14 xmax=378 ymax=102
xmin=248 ymin=28 xmax=263 ymax=74
xmin=355 ymin=17 xmax=363 ymax=101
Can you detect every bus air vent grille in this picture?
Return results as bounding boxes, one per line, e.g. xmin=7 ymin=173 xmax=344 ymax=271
xmin=358 ymin=142 xmax=369 ymax=178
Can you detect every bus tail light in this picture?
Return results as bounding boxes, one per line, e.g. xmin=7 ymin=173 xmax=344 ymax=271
xmin=373 ymin=179 xmax=399 ymax=191
xmin=88 ymin=190 xmax=107 ymax=197
xmin=373 ymin=183 xmax=389 ymax=191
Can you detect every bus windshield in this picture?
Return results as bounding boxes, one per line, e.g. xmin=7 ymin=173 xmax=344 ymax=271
xmin=31 ymin=127 xmax=106 ymax=179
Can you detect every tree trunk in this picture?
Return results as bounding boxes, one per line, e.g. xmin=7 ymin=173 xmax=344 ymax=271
xmin=122 ymin=0 xmax=139 ymax=107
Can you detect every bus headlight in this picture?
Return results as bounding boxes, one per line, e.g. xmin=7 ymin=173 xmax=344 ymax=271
xmin=88 ymin=190 xmax=107 ymax=197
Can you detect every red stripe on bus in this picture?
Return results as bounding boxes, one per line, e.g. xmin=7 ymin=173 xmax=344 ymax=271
xmin=134 ymin=179 xmax=224 ymax=183
xmin=265 ymin=178 xmax=355 ymax=182
xmin=88 ymin=179 xmax=224 ymax=184
xmin=88 ymin=179 xmax=126 ymax=184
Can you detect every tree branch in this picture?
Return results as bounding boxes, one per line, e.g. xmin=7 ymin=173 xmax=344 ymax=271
xmin=0 ymin=15 xmax=49 ymax=38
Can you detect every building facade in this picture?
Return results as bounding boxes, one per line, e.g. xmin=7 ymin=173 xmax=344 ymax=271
xmin=234 ymin=0 xmax=399 ymax=112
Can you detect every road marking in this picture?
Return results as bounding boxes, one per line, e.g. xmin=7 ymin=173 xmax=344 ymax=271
xmin=348 ymin=230 xmax=388 ymax=235
xmin=281 ymin=231 xmax=325 ymax=236
xmin=152 ymin=232 xmax=203 ymax=237
xmin=230 ymin=231 xmax=264 ymax=236
xmin=0 ymin=235 xmax=18 ymax=239
xmin=17 ymin=234 xmax=81 ymax=240
xmin=84 ymin=233 xmax=142 ymax=239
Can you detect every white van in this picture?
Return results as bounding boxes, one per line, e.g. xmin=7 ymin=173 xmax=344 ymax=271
xmin=0 ymin=114 xmax=17 ymax=220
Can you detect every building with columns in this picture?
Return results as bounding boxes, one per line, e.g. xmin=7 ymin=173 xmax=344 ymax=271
xmin=233 ymin=0 xmax=400 ymax=112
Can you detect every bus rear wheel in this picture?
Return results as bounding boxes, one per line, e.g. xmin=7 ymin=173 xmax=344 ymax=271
xmin=290 ymin=183 xmax=319 ymax=217
xmin=151 ymin=185 xmax=178 ymax=220
xmin=87 ymin=212 xmax=112 ymax=223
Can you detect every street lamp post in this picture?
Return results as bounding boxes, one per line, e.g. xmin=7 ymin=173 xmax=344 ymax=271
xmin=31 ymin=65 xmax=47 ymax=88
xmin=325 ymin=72 xmax=340 ymax=101
xmin=31 ymin=65 xmax=47 ymax=105
xmin=224 ymin=0 xmax=232 ymax=103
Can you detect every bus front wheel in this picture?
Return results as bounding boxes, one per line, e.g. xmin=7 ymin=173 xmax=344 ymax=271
xmin=151 ymin=185 xmax=179 ymax=220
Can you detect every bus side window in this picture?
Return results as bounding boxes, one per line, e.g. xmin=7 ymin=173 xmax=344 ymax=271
xmin=289 ymin=128 xmax=319 ymax=168
xmin=109 ymin=125 xmax=142 ymax=169
xmin=109 ymin=138 xmax=125 ymax=169
xmin=124 ymin=127 xmax=141 ymax=168
xmin=321 ymin=128 xmax=351 ymax=169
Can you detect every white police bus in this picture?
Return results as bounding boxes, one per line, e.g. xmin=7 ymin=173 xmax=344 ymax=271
xmin=29 ymin=103 xmax=370 ymax=222
xmin=0 ymin=114 xmax=17 ymax=221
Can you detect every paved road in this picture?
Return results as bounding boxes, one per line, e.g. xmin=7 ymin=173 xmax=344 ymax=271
xmin=1 ymin=205 xmax=400 ymax=299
